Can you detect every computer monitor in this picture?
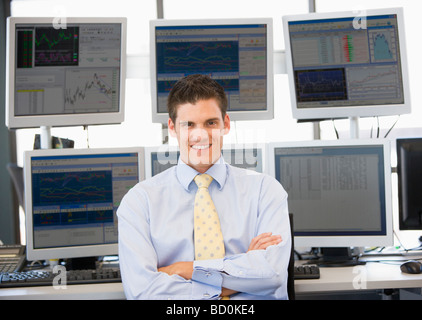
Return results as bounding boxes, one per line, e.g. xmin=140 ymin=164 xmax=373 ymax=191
xmin=149 ymin=18 xmax=274 ymax=123
xmin=23 ymin=147 xmax=144 ymax=262
xmin=221 ymin=145 xmax=264 ymax=173
xmin=396 ymin=138 xmax=422 ymax=230
xmin=144 ymin=145 xmax=264 ymax=178
xmin=268 ymin=139 xmax=393 ymax=249
xmin=144 ymin=145 xmax=180 ymax=178
xmin=282 ymin=7 xmax=410 ymax=121
xmin=6 ymin=17 xmax=127 ymax=128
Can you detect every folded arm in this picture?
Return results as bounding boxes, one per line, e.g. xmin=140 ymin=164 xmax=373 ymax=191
xmin=158 ymin=232 xmax=283 ymax=297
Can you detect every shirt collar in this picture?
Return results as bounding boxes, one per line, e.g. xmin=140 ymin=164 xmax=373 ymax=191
xmin=176 ymin=155 xmax=227 ymax=192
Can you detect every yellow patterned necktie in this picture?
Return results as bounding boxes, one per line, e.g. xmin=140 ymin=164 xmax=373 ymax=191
xmin=193 ymin=174 xmax=225 ymax=261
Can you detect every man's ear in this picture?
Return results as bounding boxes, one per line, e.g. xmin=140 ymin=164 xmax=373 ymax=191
xmin=223 ymin=114 xmax=230 ymax=135
xmin=168 ymin=118 xmax=177 ymax=137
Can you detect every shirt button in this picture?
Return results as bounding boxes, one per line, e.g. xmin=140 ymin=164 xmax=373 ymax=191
xmin=206 ymin=272 xmax=211 ymax=277
xmin=203 ymin=293 xmax=210 ymax=298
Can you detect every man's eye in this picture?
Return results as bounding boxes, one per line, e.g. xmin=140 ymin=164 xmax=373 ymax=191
xmin=180 ymin=122 xmax=191 ymax=127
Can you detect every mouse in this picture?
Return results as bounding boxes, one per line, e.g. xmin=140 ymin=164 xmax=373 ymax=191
xmin=400 ymin=260 xmax=422 ymax=274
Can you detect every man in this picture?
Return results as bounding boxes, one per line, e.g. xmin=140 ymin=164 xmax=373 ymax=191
xmin=117 ymin=74 xmax=291 ymax=299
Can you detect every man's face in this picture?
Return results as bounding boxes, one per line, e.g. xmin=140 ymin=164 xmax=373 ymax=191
xmin=168 ymin=98 xmax=230 ymax=173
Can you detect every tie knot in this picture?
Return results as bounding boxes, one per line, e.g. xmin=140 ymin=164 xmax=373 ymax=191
xmin=194 ymin=174 xmax=213 ymax=189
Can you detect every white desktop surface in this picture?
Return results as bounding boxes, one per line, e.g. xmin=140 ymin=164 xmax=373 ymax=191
xmin=295 ymin=262 xmax=422 ymax=293
xmin=0 ymin=282 xmax=125 ymax=300
xmin=1 ymin=262 xmax=422 ymax=299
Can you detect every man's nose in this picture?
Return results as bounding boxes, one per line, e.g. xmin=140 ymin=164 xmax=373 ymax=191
xmin=190 ymin=127 xmax=209 ymax=142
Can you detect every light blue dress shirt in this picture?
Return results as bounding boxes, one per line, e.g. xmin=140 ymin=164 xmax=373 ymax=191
xmin=117 ymin=156 xmax=291 ymax=300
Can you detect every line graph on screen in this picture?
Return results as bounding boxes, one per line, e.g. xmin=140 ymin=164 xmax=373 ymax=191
xmin=157 ymin=41 xmax=239 ymax=73
xmin=347 ymin=65 xmax=402 ymax=100
xmin=64 ymin=69 xmax=119 ymax=112
xmin=33 ymin=171 xmax=113 ymax=206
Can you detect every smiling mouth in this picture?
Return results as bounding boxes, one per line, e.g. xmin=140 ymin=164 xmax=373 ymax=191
xmin=191 ymin=144 xmax=211 ymax=150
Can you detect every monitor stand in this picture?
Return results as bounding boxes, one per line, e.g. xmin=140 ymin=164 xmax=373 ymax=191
xmin=65 ymin=257 xmax=97 ymax=270
xmin=40 ymin=126 xmax=52 ymax=149
xmin=349 ymin=116 xmax=359 ymax=139
xmin=308 ymin=247 xmax=366 ymax=267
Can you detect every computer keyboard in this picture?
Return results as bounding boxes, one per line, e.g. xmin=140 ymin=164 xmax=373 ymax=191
xmin=0 ymin=268 xmax=121 ymax=288
xmin=294 ymin=264 xmax=320 ymax=280
xmin=0 ymin=265 xmax=319 ymax=287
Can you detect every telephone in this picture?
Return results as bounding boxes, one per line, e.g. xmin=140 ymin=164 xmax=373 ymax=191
xmin=0 ymin=245 xmax=26 ymax=273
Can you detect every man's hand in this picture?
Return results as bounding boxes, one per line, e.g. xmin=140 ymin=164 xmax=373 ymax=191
xmin=248 ymin=232 xmax=282 ymax=252
xmin=158 ymin=261 xmax=193 ymax=280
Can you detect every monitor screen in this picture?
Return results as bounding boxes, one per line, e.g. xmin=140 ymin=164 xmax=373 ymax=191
xmin=144 ymin=146 xmax=180 ymax=178
xmin=396 ymin=138 xmax=422 ymax=230
xmin=221 ymin=146 xmax=264 ymax=173
xmin=268 ymin=139 xmax=393 ymax=247
xmin=282 ymin=7 xmax=410 ymax=121
xmin=144 ymin=145 xmax=264 ymax=178
xmin=6 ymin=17 xmax=127 ymax=128
xmin=150 ymin=18 xmax=274 ymax=123
xmin=23 ymin=147 xmax=144 ymax=261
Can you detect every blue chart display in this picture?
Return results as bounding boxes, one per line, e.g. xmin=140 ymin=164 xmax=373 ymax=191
xmin=157 ymin=78 xmax=239 ymax=95
xmin=32 ymin=171 xmax=114 ymax=227
xmin=33 ymin=171 xmax=113 ymax=205
xmin=295 ymin=69 xmax=347 ymax=102
xmin=156 ymin=41 xmax=239 ymax=74
xmin=371 ymin=32 xmax=395 ymax=61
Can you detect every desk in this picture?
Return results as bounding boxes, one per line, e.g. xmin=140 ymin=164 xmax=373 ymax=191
xmin=1 ymin=262 xmax=422 ymax=299
xmin=0 ymin=282 xmax=125 ymax=300
xmin=295 ymin=262 xmax=422 ymax=294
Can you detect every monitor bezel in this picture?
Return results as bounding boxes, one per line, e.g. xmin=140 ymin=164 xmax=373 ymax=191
xmin=396 ymin=137 xmax=422 ymax=230
xmin=282 ymin=7 xmax=411 ymax=121
xmin=149 ymin=18 xmax=274 ymax=123
xmin=221 ymin=143 xmax=266 ymax=174
xmin=6 ymin=17 xmax=127 ymax=129
xmin=23 ymin=147 xmax=145 ymax=261
xmin=144 ymin=145 xmax=180 ymax=179
xmin=267 ymin=139 xmax=393 ymax=247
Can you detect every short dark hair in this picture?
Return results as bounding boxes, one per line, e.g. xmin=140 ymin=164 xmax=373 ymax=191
xmin=167 ymin=74 xmax=228 ymax=124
